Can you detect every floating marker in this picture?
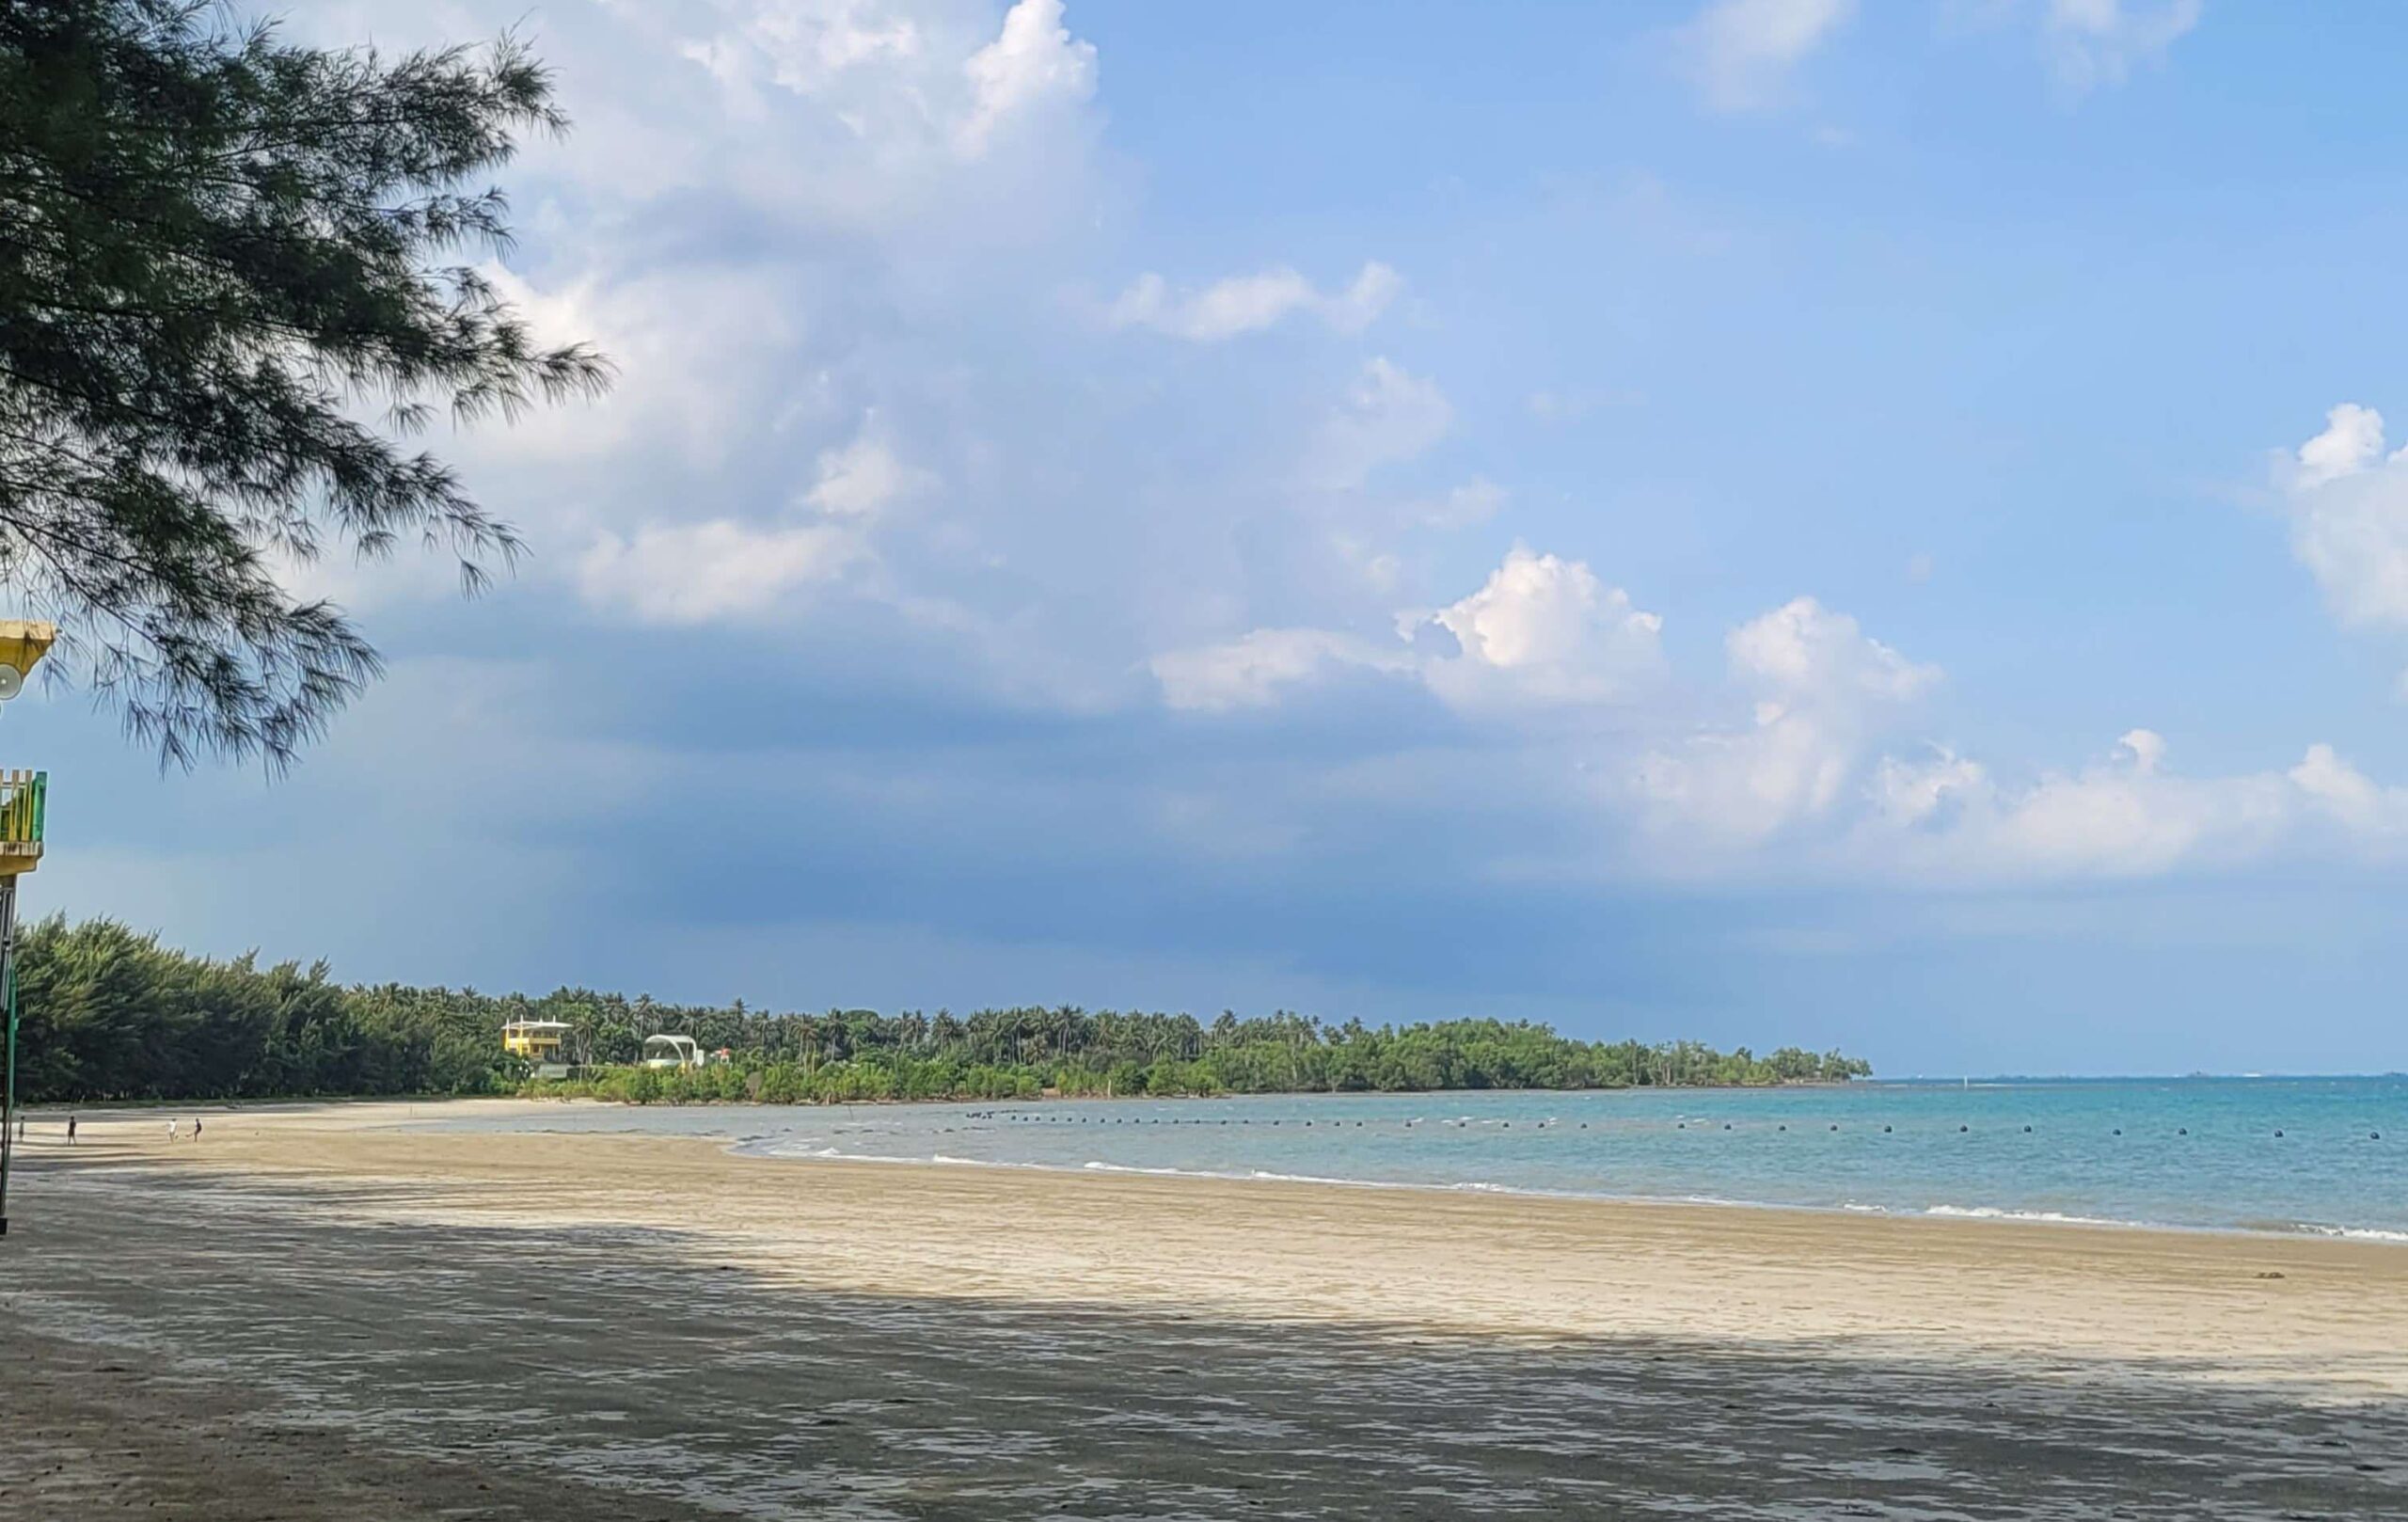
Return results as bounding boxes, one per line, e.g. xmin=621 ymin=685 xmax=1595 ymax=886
xmin=1830 ymin=1124 xmax=1839 ymax=1132
xmin=2178 ymin=1128 xmax=2187 ymax=1136
xmin=2274 ymin=1130 xmax=2284 ymax=1138
xmin=1723 ymin=1123 xmax=1733 ymax=1131
xmin=2113 ymin=1129 xmax=2121 ymax=1136
xmin=1959 ymin=1125 xmax=1969 ymax=1133
xmin=2023 ymin=1125 xmax=2032 ymax=1134
xmin=1777 ymin=1124 xmax=1786 ymax=1132
xmin=1883 ymin=1125 xmax=1893 ymax=1134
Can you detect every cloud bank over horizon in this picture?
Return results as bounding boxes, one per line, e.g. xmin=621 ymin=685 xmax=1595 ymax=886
xmin=34 ymin=0 xmax=2408 ymax=1073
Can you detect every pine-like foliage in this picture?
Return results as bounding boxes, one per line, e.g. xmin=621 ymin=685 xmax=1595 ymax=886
xmin=0 ymin=1 xmax=608 ymax=765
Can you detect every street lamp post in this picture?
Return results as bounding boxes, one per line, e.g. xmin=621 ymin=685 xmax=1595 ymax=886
xmin=0 ymin=620 xmax=57 ymax=1238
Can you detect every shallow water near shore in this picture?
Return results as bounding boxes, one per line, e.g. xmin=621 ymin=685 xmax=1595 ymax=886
xmin=422 ymin=1074 xmax=2408 ymax=1240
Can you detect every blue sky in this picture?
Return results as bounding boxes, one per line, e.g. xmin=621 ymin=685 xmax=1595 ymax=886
xmin=24 ymin=0 xmax=2408 ymax=1073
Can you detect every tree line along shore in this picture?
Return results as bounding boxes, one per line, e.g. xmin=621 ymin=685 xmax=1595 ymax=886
xmin=10 ymin=917 xmax=1871 ymax=1105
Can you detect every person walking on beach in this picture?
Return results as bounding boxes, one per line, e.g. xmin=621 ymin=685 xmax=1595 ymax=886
xmin=191 ymin=1117 xmax=202 ymax=1142
xmin=165 ymin=1118 xmax=178 ymax=1143
xmin=66 ymin=1114 xmax=75 ymax=1145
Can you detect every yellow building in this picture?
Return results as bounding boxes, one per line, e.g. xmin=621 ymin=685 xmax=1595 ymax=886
xmin=502 ymin=1019 xmax=573 ymax=1065
xmin=0 ymin=622 xmax=53 ymax=881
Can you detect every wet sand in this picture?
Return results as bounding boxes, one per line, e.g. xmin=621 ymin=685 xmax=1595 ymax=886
xmin=4 ymin=1100 xmax=2406 ymax=1519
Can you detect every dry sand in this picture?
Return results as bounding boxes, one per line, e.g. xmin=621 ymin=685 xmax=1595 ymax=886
xmin=3 ymin=1100 xmax=2405 ymax=1519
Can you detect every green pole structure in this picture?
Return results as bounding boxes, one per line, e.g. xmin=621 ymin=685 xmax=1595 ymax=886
xmin=0 ymin=622 xmax=58 ymax=1236
xmin=0 ymin=871 xmax=16 ymax=1237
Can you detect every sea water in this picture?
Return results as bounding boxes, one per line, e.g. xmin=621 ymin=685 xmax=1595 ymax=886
xmin=430 ymin=1076 xmax=2408 ymax=1241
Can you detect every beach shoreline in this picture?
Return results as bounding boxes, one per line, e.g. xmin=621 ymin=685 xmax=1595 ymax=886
xmin=5 ymin=1100 xmax=2407 ymax=1518
xmin=26 ymin=1087 xmax=2408 ymax=1245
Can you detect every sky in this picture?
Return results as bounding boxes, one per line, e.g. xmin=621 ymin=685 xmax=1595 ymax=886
xmin=24 ymin=0 xmax=2408 ymax=1074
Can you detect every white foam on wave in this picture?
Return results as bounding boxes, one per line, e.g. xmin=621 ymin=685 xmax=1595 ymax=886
xmin=723 ymin=1135 xmax=2408 ymax=1245
xmin=1925 ymin=1204 xmax=2137 ymax=1229
xmin=2291 ymin=1222 xmax=2408 ymax=1245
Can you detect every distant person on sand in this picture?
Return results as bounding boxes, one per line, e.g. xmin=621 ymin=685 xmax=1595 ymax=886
xmin=66 ymin=1115 xmax=76 ymax=1145
xmin=166 ymin=1118 xmax=178 ymax=1142
xmin=192 ymin=1118 xmax=202 ymax=1142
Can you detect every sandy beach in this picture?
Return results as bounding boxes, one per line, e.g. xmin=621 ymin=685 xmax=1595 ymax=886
xmin=4 ymin=1100 xmax=2405 ymax=1519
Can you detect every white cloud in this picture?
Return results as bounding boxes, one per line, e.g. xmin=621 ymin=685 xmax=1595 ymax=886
xmin=1418 ymin=547 xmax=1666 ymax=710
xmin=1149 ymin=545 xmax=1661 ymax=716
xmin=2282 ymin=403 xmax=2408 ymax=627
xmin=1308 ymin=357 xmax=1453 ymax=489
xmin=958 ymin=0 xmax=1099 ymax=155
xmin=1151 ymin=628 xmax=1409 ymax=712
xmin=577 ymin=519 xmax=866 ymax=626
xmin=2040 ymin=0 xmax=2201 ymax=93
xmin=1850 ymin=731 xmax=2341 ymax=881
xmin=680 ymin=2 xmax=924 ymax=98
xmin=1868 ymin=746 xmax=1989 ymax=829
xmin=1678 ymin=0 xmax=1856 ymax=111
xmin=2287 ymin=741 xmax=2398 ymax=831
xmin=647 ymin=0 xmax=1105 ymax=238
xmin=1419 ymin=478 xmax=1508 ymax=530
xmin=1727 ymin=595 xmax=1940 ymax=704
xmin=1108 ymin=262 xmax=1402 ymax=342
xmin=1638 ymin=598 xmax=1937 ymax=844
xmin=2293 ymin=402 xmax=2384 ymax=489
xmin=1822 ymin=724 xmax=2408 ymax=884
xmin=806 ymin=420 xmax=936 ymax=517
xmin=1956 ymin=730 xmax=2274 ymax=877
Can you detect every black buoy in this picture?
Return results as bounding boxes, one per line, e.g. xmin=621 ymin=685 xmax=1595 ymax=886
xmin=1883 ymin=1125 xmax=1893 ymax=1134
xmin=2374 ymin=1132 xmax=2383 ymax=1140
xmin=2023 ymin=1125 xmax=2032 ymax=1133
xmin=1677 ymin=1122 xmax=1686 ymax=1130
xmin=1723 ymin=1123 xmax=1733 ymax=1131
xmin=2178 ymin=1128 xmax=2187 ymax=1135
xmin=2113 ymin=1129 xmax=2121 ymax=1136
xmin=1777 ymin=1124 xmax=1786 ymax=1132
xmin=1830 ymin=1124 xmax=1839 ymax=1132
xmin=2274 ymin=1129 xmax=2284 ymax=1138
xmin=1959 ymin=1125 xmax=1969 ymax=1133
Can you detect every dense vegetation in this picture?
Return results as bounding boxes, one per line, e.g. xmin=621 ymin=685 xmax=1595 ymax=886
xmin=8 ymin=917 xmax=1872 ymax=1105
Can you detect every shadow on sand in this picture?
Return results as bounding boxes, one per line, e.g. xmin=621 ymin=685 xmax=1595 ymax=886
xmin=3 ymin=1154 xmax=2403 ymax=1521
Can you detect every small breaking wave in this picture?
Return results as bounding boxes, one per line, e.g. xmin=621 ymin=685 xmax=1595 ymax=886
xmin=1923 ymin=1204 xmax=2138 ymax=1229
xmin=721 ymin=1133 xmax=2408 ymax=1245
xmin=2285 ymin=1222 xmax=2408 ymax=1245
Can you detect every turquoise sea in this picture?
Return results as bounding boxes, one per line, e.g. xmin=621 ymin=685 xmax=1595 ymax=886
xmin=440 ymin=1076 xmax=2408 ymax=1241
